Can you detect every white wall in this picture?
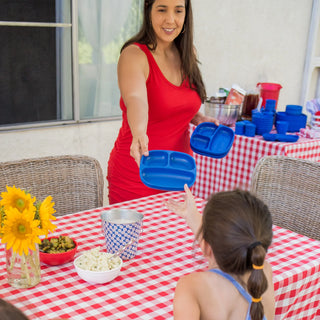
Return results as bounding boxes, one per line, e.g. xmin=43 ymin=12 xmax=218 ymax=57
xmin=0 ymin=1 xmax=314 ymax=204
xmin=194 ymin=0 xmax=313 ymax=108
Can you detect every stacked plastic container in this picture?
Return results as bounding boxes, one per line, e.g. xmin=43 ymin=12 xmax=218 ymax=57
xmin=275 ymin=105 xmax=307 ymax=132
xmin=251 ymin=99 xmax=276 ymax=135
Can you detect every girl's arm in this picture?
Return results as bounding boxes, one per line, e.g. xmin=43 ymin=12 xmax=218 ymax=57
xmin=117 ymin=45 xmax=150 ymax=167
xmin=165 ymin=184 xmax=202 ymax=236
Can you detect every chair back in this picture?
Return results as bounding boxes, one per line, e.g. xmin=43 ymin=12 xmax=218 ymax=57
xmin=0 ymin=155 xmax=104 ymax=216
xmin=250 ymin=155 xmax=320 ymax=241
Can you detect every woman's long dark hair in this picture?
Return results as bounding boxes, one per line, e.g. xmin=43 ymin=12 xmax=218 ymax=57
xmin=121 ymin=0 xmax=206 ymax=102
xmin=198 ymin=190 xmax=273 ymax=320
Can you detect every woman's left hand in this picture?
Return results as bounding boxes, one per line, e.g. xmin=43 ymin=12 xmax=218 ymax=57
xmin=191 ymin=112 xmax=219 ymax=126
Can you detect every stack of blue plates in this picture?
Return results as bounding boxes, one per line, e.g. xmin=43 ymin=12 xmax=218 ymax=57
xmin=190 ymin=122 xmax=235 ymax=158
xmin=252 ymin=111 xmax=274 ymax=135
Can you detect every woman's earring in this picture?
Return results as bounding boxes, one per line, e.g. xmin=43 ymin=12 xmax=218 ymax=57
xmin=182 ymin=24 xmax=185 ymax=34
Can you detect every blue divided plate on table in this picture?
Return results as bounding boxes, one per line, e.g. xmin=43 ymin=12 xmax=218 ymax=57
xmin=262 ymin=133 xmax=299 ymax=142
xmin=190 ymin=122 xmax=235 ymax=158
xmin=139 ymin=150 xmax=196 ymax=191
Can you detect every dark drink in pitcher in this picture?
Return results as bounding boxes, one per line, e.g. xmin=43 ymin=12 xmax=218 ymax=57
xmin=241 ymin=93 xmax=259 ymax=120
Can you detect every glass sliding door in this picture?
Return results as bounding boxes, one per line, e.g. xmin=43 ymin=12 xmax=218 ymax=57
xmin=77 ymin=0 xmax=143 ymax=120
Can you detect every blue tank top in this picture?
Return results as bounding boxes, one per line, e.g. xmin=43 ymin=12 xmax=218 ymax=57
xmin=209 ymin=269 xmax=267 ymax=320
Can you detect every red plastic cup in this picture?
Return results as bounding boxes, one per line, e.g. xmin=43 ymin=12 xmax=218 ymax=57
xmin=257 ymin=83 xmax=282 ymax=109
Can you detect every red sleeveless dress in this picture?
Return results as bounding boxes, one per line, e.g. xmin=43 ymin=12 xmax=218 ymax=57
xmin=107 ymin=43 xmax=201 ymax=204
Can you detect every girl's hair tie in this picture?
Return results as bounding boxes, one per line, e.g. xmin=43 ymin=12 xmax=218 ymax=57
xmin=252 ymin=296 xmax=262 ymax=303
xmin=248 ymin=241 xmax=262 ymax=250
xmin=252 ymin=264 xmax=264 ymax=270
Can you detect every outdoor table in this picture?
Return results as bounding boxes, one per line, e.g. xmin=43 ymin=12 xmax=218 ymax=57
xmin=190 ymin=124 xmax=320 ymax=199
xmin=1 ymin=191 xmax=320 ymax=320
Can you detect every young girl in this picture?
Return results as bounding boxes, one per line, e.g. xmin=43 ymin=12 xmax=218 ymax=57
xmin=165 ymin=185 xmax=275 ymax=320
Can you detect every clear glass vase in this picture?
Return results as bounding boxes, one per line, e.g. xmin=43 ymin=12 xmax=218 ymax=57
xmin=6 ymin=244 xmax=41 ymax=288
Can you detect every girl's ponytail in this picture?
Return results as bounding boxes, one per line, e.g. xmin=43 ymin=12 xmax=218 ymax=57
xmin=247 ymin=243 xmax=268 ymax=320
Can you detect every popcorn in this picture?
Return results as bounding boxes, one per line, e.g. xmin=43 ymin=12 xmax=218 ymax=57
xmin=75 ymin=247 xmax=121 ymax=271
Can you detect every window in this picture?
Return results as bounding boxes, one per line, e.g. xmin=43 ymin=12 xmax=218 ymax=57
xmin=0 ymin=0 xmax=143 ymax=130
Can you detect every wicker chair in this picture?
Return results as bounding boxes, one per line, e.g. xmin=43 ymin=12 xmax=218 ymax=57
xmin=0 ymin=155 xmax=104 ymax=216
xmin=250 ymin=155 xmax=320 ymax=241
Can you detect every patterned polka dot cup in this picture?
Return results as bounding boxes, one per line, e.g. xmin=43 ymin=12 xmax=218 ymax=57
xmin=100 ymin=209 xmax=144 ymax=260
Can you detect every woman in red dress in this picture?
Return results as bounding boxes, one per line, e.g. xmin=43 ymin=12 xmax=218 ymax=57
xmin=107 ymin=0 xmax=218 ymax=204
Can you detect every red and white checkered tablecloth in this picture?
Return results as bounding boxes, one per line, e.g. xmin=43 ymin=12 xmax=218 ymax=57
xmin=190 ymin=124 xmax=320 ymax=200
xmin=1 ymin=192 xmax=320 ymax=320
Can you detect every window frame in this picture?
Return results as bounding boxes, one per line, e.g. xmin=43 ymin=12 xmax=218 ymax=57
xmin=0 ymin=0 xmax=121 ymax=132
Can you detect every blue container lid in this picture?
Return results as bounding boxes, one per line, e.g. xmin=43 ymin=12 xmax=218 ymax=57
xmin=140 ymin=150 xmax=196 ymax=191
xmin=286 ymin=105 xmax=303 ymax=115
xmin=190 ymin=122 xmax=235 ymax=158
xmin=263 ymin=133 xmax=299 ymax=142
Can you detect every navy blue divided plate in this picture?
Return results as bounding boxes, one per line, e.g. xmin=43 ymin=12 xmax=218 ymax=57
xmin=263 ymin=133 xmax=299 ymax=143
xmin=276 ymin=134 xmax=299 ymax=142
xmin=139 ymin=150 xmax=196 ymax=191
xmin=262 ymin=133 xmax=277 ymax=141
xmin=190 ymin=122 xmax=235 ymax=158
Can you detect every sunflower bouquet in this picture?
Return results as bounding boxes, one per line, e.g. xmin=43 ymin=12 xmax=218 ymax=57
xmin=0 ymin=185 xmax=57 ymax=288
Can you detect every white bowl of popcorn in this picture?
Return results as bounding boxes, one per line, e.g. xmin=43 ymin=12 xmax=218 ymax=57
xmin=74 ymin=247 xmax=123 ymax=284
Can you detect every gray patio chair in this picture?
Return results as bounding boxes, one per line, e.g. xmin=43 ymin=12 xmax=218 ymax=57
xmin=0 ymin=155 xmax=104 ymax=216
xmin=250 ymin=155 xmax=320 ymax=241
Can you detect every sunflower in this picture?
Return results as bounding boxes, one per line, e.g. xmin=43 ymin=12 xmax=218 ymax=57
xmin=37 ymin=196 xmax=57 ymax=237
xmin=0 ymin=186 xmax=36 ymax=214
xmin=1 ymin=206 xmax=42 ymax=256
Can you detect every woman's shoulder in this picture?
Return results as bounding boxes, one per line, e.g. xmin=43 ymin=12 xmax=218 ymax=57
xmin=118 ymin=43 xmax=149 ymax=75
xmin=120 ymin=43 xmax=147 ymax=61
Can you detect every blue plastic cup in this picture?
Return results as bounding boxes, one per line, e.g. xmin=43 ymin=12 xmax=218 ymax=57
xmin=235 ymin=122 xmax=245 ymax=135
xmin=276 ymin=121 xmax=289 ymax=134
xmin=244 ymin=123 xmax=256 ymax=137
xmin=265 ymin=99 xmax=276 ymax=113
xmin=101 ymin=209 xmax=144 ymax=260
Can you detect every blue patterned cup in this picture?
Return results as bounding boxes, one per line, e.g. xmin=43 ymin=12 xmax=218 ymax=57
xmin=100 ymin=209 xmax=144 ymax=260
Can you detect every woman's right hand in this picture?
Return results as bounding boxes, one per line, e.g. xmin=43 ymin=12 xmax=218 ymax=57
xmin=130 ymin=134 xmax=149 ymax=167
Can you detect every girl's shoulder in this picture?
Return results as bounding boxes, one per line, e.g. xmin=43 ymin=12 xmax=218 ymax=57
xmin=176 ymin=269 xmax=233 ymax=295
xmin=174 ymin=270 xmax=244 ymax=320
